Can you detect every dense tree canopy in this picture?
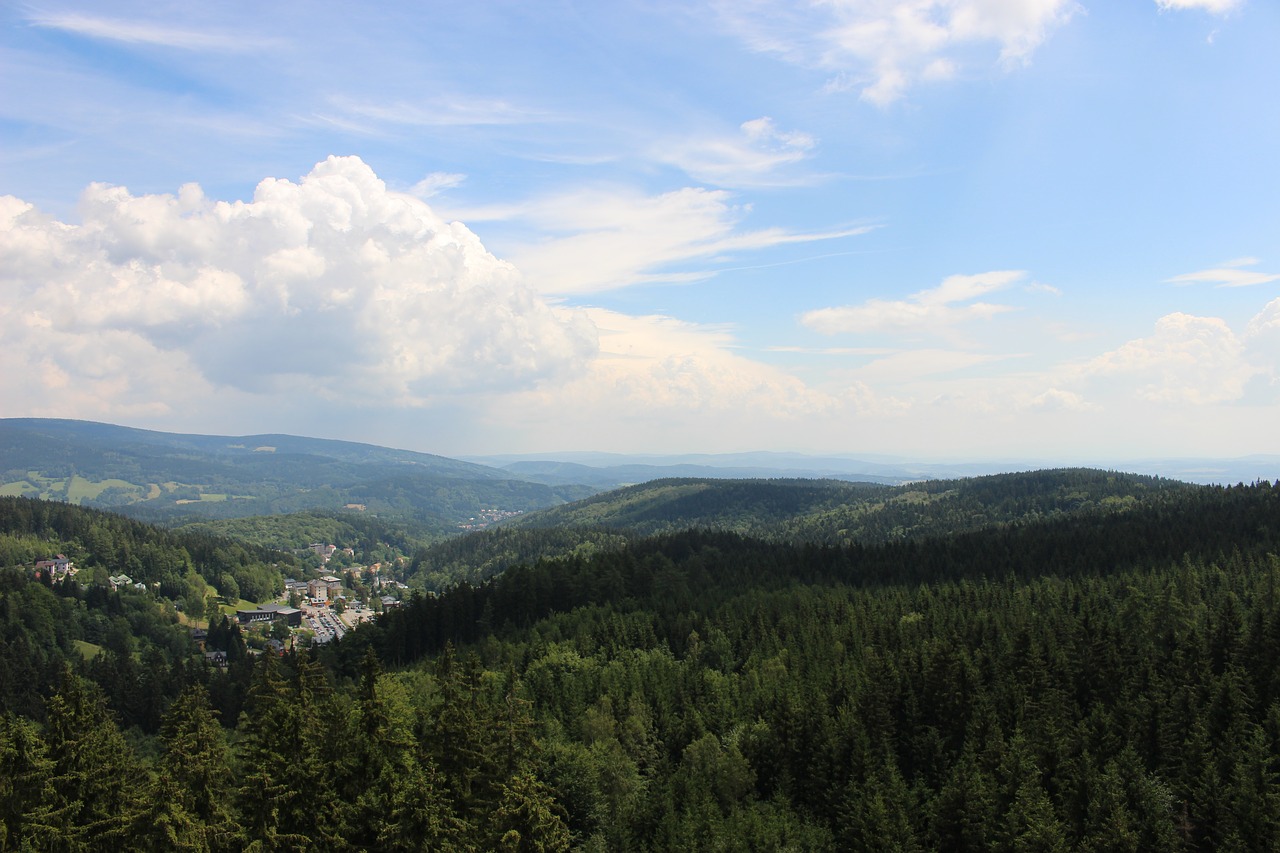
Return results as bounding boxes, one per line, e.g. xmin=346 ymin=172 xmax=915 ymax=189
xmin=0 ymin=475 xmax=1278 ymax=849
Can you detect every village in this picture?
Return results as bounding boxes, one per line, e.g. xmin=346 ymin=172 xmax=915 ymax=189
xmin=224 ymin=542 xmax=411 ymax=655
xmin=33 ymin=541 xmax=412 ymax=665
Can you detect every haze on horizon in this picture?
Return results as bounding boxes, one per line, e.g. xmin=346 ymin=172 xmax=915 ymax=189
xmin=2 ymin=1 xmax=1277 ymax=462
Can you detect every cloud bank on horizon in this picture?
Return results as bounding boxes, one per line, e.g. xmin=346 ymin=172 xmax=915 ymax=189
xmin=1 ymin=0 xmax=1277 ymax=460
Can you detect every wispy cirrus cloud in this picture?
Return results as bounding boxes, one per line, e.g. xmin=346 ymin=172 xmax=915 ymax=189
xmin=1155 ymin=0 xmax=1242 ymax=13
xmin=1166 ymin=258 xmax=1278 ymax=288
xmin=409 ymin=172 xmax=467 ymax=199
xmin=714 ymin=0 xmax=1078 ymax=105
xmin=801 ymin=270 xmax=1027 ymax=335
xmin=27 ymin=11 xmax=282 ymax=51
xmin=323 ymin=94 xmax=553 ymax=128
xmin=479 ymin=186 xmax=871 ymax=295
xmin=653 ymin=116 xmax=820 ymax=188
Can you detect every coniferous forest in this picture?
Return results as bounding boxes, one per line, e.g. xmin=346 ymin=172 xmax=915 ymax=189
xmin=3 ymin=472 xmax=1280 ymax=850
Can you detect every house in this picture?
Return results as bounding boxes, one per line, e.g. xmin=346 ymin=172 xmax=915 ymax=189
xmin=107 ymin=574 xmax=133 ymax=591
xmin=380 ymin=595 xmax=401 ymax=610
xmin=35 ymin=555 xmax=75 ymax=577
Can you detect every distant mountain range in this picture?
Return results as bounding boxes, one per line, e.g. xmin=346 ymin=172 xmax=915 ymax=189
xmin=0 ymin=418 xmax=594 ymax=526
xmin=464 ymin=449 xmax=1280 ymax=488
xmin=3 ymin=418 xmax=1274 ymax=530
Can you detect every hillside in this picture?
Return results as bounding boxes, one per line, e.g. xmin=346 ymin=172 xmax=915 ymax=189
xmin=3 ymin=473 xmax=1280 ymax=849
xmin=468 ymin=450 xmax=1280 ymax=487
xmin=403 ymin=469 xmax=1193 ymax=590
xmin=503 ymin=468 xmax=1190 ymax=542
xmin=0 ymin=418 xmax=596 ymax=525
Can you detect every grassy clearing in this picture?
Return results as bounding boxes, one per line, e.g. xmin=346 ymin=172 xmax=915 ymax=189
xmin=0 ymin=481 xmax=39 ymax=496
xmin=66 ymin=476 xmax=140 ymax=502
xmin=219 ymin=598 xmax=261 ymax=615
xmin=73 ymin=640 xmax=102 ymax=661
xmin=176 ymin=493 xmax=229 ymax=504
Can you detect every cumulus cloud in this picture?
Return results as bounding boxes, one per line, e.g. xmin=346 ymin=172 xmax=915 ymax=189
xmin=1166 ymin=258 xmax=1279 ymax=288
xmin=653 ymin=117 xmax=818 ymax=187
xmin=801 ymin=270 xmax=1026 ymax=335
xmin=476 ymin=307 xmax=861 ymax=451
xmin=715 ymin=0 xmax=1078 ymax=105
xmin=553 ymin=309 xmax=836 ymax=415
xmin=1241 ymin=297 xmax=1280 ymax=398
xmin=1081 ymin=312 xmax=1254 ymax=404
xmin=1021 ymin=387 xmax=1096 ymax=412
xmin=0 ymin=157 xmax=597 ymax=418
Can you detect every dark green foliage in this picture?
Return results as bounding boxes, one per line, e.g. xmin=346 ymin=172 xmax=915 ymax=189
xmin=508 ymin=469 xmax=1190 ymax=544
xmin=410 ymin=525 xmax=632 ymax=590
xmin=156 ymin=683 xmax=239 ymax=851
xmin=0 ymin=473 xmax=1278 ymax=849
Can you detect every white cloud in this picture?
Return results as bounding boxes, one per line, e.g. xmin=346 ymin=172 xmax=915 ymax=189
xmin=482 ymin=307 xmax=861 ymax=451
xmin=1020 ymin=387 xmax=1096 ymax=412
xmin=410 ymin=172 xmax=467 ymax=198
xmin=495 ymin=187 xmax=870 ymax=295
xmin=1245 ymin=297 xmax=1280 ymax=342
xmin=1242 ymin=298 xmax=1280 ymax=398
xmin=716 ymin=0 xmax=1078 ymax=105
xmin=27 ymin=12 xmax=280 ymax=51
xmin=653 ymin=117 xmax=819 ymax=187
xmin=1155 ymin=0 xmax=1242 ymax=13
xmin=0 ymin=157 xmax=597 ymax=418
xmin=1166 ymin=258 xmax=1279 ymax=288
xmin=801 ymin=270 xmax=1026 ymax=335
xmin=325 ymin=95 xmax=550 ymax=128
xmin=1081 ymin=312 xmax=1254 ymax=404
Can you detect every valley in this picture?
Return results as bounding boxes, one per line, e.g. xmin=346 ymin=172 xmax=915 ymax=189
xmin=1 ymin=420 xmax=1279 ymax=850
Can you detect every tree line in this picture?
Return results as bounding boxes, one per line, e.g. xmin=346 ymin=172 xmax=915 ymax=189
xmin=1 ymin=478 xmax=1279 ymax=849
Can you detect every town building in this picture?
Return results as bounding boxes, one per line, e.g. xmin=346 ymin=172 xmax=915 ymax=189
xmin=235 ymin=603 xmax=304 ymax=628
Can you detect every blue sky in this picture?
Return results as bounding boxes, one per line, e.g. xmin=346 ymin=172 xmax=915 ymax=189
xmin=2 ymin=0 xmax=1277 ymax=461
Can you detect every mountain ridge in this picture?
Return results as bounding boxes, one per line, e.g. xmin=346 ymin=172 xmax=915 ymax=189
xmin=0 ymin=418 xmax=594 ymax=525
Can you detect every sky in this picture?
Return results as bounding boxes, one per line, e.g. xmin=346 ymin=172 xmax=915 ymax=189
xmin=2 ymin=0 xmax=1278 ymax=462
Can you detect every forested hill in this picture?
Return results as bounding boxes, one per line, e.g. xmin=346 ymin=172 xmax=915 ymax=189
xmin=2 ymin=477 xmax=1280 ymax=848
xmin=341 ymin=477 xmax=1278 ymax=669
xmin=0 ymin=418 xmax=595 ymax=524
xmin=503 ymin=468 xmax=1190 ymax=542
xmin=403 ymin=469 xmax=1192 ymax=589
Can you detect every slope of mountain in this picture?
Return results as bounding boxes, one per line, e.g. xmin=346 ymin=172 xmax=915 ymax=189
xmin=490 ymin=459 xmax=905 ymax=488
xmin=404 ymin=468 xmax=1195 ymax=588
xmin=0 ymin=418 xmax=595 ymax=524
xmin=466 ymin=450 xmax=1280 ymax=487
xmin=500 ymin=468 xmax=1190 ymax=543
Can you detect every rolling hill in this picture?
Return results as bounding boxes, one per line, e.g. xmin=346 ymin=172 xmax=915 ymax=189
xmin=0 ymin=418 xmax=595 ymax=526
xmin=500 ymin=468 xmax=1190 ymax=543
xmin=404 ymin=468 xmax=1197 ymax=588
